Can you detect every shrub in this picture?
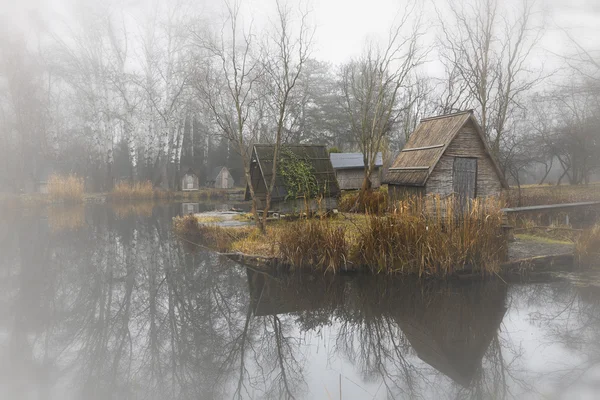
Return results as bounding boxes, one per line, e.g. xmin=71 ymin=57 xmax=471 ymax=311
xmin=278 ymin=219 xmax=348 ymax=273
xmin=48 ymin=174 xmax=84 ymax=203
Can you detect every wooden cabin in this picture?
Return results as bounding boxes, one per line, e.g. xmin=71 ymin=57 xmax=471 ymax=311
xmin=245 ymin=144 xmax=341 ymax=212
xmin=385 ymin=110 xmax=508 ymax=201
xmin=181 ymin=169 xmax=200 ymax=191
xmin=330 ymin=152 xmax=383 ymax=190
xmin=207 ymin=166 xmax=234 ymax=189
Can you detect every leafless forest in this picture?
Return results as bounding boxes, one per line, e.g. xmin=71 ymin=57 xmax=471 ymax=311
xmin=0 ymin=0 xmax=598 ymax=194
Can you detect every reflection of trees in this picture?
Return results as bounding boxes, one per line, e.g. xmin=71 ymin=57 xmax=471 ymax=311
xmin=522 ymin=281 xmax=600 ymax=397
xmin=0 ymin=205 xmax=252 ymax=399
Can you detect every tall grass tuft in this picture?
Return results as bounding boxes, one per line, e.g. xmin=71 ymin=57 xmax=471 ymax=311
xmin=278 ymin=219 xmax=348 ymax=273
xmin=110 ymin=181 xmax=155 ymax=201
xmin=356 ymin=196 xmax=505 ymax=276
xmin=48 ymin=174 xmax=84 ymax=203
xmin=576 ymin=225 xmax=600 ymax=266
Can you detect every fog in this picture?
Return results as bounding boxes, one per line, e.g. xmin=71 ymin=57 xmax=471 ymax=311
xmin=0 ymin=0 xmax=598 ymax=192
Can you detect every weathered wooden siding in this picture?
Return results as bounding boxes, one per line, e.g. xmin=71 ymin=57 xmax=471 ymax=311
xmin=336 ymin=168 xmax=381 ymax=190
xmin=215 ymin=168 xmax=234 ymax=189
xmin=426 ymin=121 xmax=503 ymax=197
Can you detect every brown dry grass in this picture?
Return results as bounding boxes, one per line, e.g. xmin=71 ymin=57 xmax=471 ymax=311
xmin=48 ymin=174 xmax=84 ymax=203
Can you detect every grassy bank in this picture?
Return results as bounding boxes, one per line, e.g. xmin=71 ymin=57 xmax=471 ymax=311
xmin=504 ymin=183 xmax=600 ymax=207
xmin=173 ymin=196 xmax=506 ymax=276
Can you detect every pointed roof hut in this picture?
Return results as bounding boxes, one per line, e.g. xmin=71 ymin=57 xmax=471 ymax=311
xmin=385 ymin=110 xmax=508 ymax=199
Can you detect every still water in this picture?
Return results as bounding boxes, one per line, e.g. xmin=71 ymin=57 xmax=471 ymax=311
xmin=1 ymin=203 xmax=599 ymax=400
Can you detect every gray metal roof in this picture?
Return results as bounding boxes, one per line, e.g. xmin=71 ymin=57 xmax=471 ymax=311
xmin=330 ymin=152 xmax=383 ymax=170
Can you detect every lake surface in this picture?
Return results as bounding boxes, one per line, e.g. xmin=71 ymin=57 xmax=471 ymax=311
xmin=1 ymin=202 xmax=599 ymax=400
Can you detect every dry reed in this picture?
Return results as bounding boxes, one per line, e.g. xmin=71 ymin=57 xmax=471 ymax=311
xmin=278 ymin=219 xmax=348 ymax=273
xmin=110 ymin=181 xmax=155 ymax=201
xmin=48 ymin=174 xmax=85 ymax=203
xmin=356 ymin=196 xmax=505 ymax=276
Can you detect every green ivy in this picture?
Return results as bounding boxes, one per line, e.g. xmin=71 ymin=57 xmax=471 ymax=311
xmin=278 ymin=148 xmax=319 ymax=200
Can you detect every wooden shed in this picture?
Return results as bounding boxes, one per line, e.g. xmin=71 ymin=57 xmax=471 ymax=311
xmin=181 ymin=168 xmax=199 ymax=191
xmin=330 ymin=152 xmax=383 ymax=190
xmin=385 ymin=110 xmax=508 ymax=201
xmin=207 ymin=166 xmax=234 ymax=189
xmin=244 ymin=144 xmax=341 ymax=212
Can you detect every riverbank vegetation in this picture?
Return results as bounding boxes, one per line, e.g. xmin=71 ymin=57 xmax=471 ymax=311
xmin=48 ymin=174 xmax=84 ymax=204
xmin=174 ymin=196 xmax=506 ymax=276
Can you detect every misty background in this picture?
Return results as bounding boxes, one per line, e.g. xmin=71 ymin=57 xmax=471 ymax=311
xmin=0 ymin=0 xmax=599 ymax=193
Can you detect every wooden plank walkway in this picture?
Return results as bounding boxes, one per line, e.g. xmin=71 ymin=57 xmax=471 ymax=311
xmin=502 ymin=201 xmax=600 ymax=213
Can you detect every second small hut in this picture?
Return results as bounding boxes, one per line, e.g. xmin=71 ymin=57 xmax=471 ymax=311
xmin=245 ymin=144 xmax=341 ymax=213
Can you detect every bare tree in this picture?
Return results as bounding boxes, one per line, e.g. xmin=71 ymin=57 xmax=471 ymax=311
xmin=259 ymin=0 xmax=313 ymax=231
xmin=340 ymin=3 xmax=426 ymax=194
xmin=191 ymin=0 xmax=264 ymax=224
xmin=435 ymin=0 xmax=544 ymax=158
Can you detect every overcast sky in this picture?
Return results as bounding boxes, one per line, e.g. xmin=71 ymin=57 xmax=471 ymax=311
xmin=1 ymin=0 xmax=599 ymax=74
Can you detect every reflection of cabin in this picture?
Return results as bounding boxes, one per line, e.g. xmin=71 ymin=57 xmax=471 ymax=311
xmin=182 ymin=203 xmax=200 ymax=215
xmin=385 ymin=110 xmax=508 ymax=201
xmin=394 ymin=282 xmax=507 ymax=387
xmin=330 ymin=152 xmax=383 ymax=190
xmin=246 ymin=271 xmax=507 ymax=387
xmin=207 ymin=166 xmax=234 ymax=189
xmin=181 ymin=169 xmax=200 ymax=191
xmin=245 ymin=144 xmax=341 ymax=212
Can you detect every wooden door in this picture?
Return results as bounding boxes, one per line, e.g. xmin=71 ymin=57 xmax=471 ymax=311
xmin=453 ymin=157 xmax=477 ymax=204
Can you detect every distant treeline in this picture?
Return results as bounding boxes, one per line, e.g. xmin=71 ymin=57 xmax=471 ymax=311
xmin=1 ymin=0 xmax=599 ymax=194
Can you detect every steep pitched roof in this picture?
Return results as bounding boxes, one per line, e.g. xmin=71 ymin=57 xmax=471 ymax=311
xmin=330 ymin=152 xmax=383 ymax=170
xmin=385 ymin=110 xmax=508 ymax=188
xmin=209 ymin=166 xmax=226 ymax=181
xmin=245 ymin=144 xmax=340 ymax=201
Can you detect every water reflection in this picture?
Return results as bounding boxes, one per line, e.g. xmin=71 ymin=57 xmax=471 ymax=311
xmin=0 ymin=203 xmax=599 ymax=399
